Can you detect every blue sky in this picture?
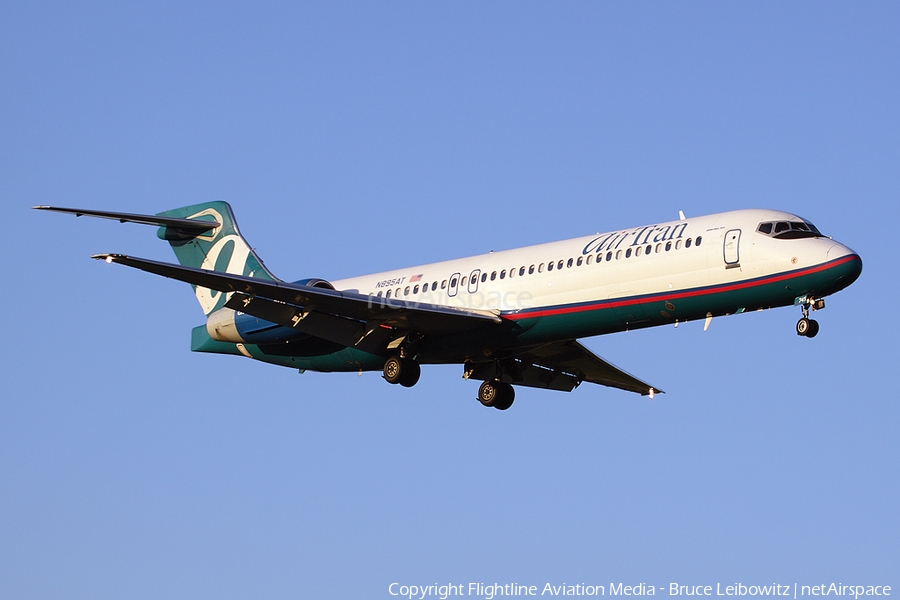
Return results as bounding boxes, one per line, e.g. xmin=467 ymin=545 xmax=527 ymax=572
xmin=2 ymin=2 xmax=898 ymax=598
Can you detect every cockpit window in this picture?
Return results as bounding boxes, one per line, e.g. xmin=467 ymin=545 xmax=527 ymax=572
xmin=757 ymin=220 xmax=823 ymax=240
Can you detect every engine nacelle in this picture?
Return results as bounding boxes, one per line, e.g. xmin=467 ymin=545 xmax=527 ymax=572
xmin=292 ymin=278 xmax=335 ymax=290
xmin=207 ymin=308 xmax=241 ymax=342
xmin=206 ymin=307 xmax=308 ymax=345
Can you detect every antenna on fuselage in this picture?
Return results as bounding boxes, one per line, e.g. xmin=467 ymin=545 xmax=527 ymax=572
xmin=678 ymin=210 xmax=686 ymax=220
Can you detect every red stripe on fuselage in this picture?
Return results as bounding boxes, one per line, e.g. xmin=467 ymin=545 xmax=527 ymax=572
xmin=501 ymin=254 xmax=859 ymax=321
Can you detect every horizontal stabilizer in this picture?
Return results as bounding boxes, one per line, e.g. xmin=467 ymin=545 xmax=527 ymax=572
xmin=32 ymin=206 xmax=219 ymax=233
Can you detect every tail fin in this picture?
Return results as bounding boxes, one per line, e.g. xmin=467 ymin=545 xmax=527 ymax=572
xmin=155 ymin=201 xmax=276 ymax=316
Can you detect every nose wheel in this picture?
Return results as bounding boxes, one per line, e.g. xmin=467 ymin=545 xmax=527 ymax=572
xmin=796 ymin=298 xmax=823 ymax=338
xmin=796 ymin=317 xmax=819 ymax=338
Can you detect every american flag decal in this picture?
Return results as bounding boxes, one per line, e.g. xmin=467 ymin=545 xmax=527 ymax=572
xmin=409 ymin=274 xmax=423 ymax=282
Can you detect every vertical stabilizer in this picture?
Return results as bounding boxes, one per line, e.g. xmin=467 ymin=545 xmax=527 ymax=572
xmin=155 ymin=201 xmax=276 ymax=315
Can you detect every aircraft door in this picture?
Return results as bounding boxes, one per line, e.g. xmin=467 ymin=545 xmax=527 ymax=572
xmin=468 ymin=269 xmax=481 ymax=294
xmin=724 ymin=229 xmax=741 ymax=268
xmin=448 ymin=272 xmax=460 ymax=297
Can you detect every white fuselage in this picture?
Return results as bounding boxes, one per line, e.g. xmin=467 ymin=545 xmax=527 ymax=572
xmin=333 ymin=209 xmax=857 ymax=323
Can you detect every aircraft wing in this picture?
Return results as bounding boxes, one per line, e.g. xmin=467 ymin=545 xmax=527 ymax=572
xmin=93 ymin=254 xmax=501 ymax=339
xmin=466 ymin=339 xmax=662 ymax=396
xmin=93 ymin=254 xmax=658 ymax=395
xmin=519 ymin=340 xmax=662 ymax=396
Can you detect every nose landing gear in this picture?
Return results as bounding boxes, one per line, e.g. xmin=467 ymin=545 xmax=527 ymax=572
xmin=796 ymin=297 xmax=824 ymax=338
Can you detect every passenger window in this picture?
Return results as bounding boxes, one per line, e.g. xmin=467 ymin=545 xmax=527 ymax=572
xmin=675 ymin=240 xmax=682 ymax=250
xmin=519 ymin=267 xmax=526 ymax=276
xmin=606 ymin=251 xmax=612 ymax=262
xmin=558 ymin=260 xmax=564 ymax=270
xmin=635 ymin=247 xmax=642 ymax=257
xmin=538 ymin=263 xmax=544 ymax=273
xmin=656 ymin=243 xmax=662 ymax=253
xmin=500 ymin=270 xmax=506 ymax=279
xmin=395 ymin=287 xmax=401 ymax=297
xmin=404 ymin=286 xmax=410 ymax=295
xmin=528 ymin=265 xmax=535 ymax=275
xmin=441 ymin=280 xmax=447 ymax=289
xmin=386 ymin=290 xmax=391 ymax=298
xmin=577 ymin=256 xmax=583 ymax=266
xmin=625 ymin=248 xmax=632 ymax=258
xmin=480 ymin=273 xmax=487 ymax=283
xmin=450 ymin=277 xmax=457 ymax=287
xmin=696 ymin=236 xmax=702 ymax=246
xmin=432 ymin=282 xmax=437 ymax=291
xmin=490 ymin=271 xmax=497 ymax=281
xmin=616 ymin=250 xmax=622 ymax=260
xmin=665 ymin=242 xmax=672 ymax=251
xmin=378 ymin=291 xmax=383 ymax=297
xmin=686 ymin=238 xmax=692 ymax=248
xmin=567 ymin=258 xmax=573 ymax=268
xmin=413 ymin=285 xmax=419 ymax=294
xmin=586 ymin=254 xmax=593 ymax=265
xmin=548 ymin=262 xmax=554 ymax=271
xmin=646 ymin=245 xmax=652 ymax=255
xmin=470 ymin=274 xmax=477 ymax=285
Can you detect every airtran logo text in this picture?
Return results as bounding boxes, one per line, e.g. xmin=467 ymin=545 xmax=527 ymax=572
xmin=582 ymin=223 xmax=688 ymax=255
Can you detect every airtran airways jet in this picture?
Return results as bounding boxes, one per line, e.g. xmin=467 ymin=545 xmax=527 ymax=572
xmin=36 ymin=203 xmax=861 ymax=410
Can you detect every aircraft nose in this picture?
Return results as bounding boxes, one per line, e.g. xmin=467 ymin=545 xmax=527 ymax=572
xmin=827 ymin=242 xmax=856 ymax=261
xmin=826 ymin=243 xmax=863 ymax=289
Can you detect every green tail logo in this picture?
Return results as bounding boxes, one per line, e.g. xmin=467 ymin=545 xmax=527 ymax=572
xmin=156 ymin=201 xmax=276 ymax=315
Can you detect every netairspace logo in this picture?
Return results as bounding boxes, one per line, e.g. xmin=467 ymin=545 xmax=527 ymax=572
xmin=387 ymin=583 xmax=892 ymax=600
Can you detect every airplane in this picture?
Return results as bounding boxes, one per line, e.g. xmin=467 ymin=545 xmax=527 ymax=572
xmin=34 ymin=202 xmax=862 ymax=410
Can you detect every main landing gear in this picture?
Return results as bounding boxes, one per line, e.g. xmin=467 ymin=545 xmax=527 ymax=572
xmin=796 ymin=297 xmax=825 ymax=338
xmin=383 ymin=355 xmax=420 ymax=388
xmin=477 ymin=380 xmax=515 ymax=411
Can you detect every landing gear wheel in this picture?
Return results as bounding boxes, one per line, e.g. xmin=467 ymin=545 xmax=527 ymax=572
xmin=477 ymin=381 xmax=501 ymax=407
xmin=796 ymin=317 xmax=820 ymax=338
xmin=806 ymin=319 xmax=819 ymax=338
xmin=383 ymin=356 xmax=421 ymax=387
xmin=383 ymin=356 xmax=403 ymax=384
xmin=399 ymin=361 xmax=420 ymax=387
xmin=493 ymin=383 xmax=515 ymax=411
xmin=478 ymin=381 xmax=515 ymax=410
